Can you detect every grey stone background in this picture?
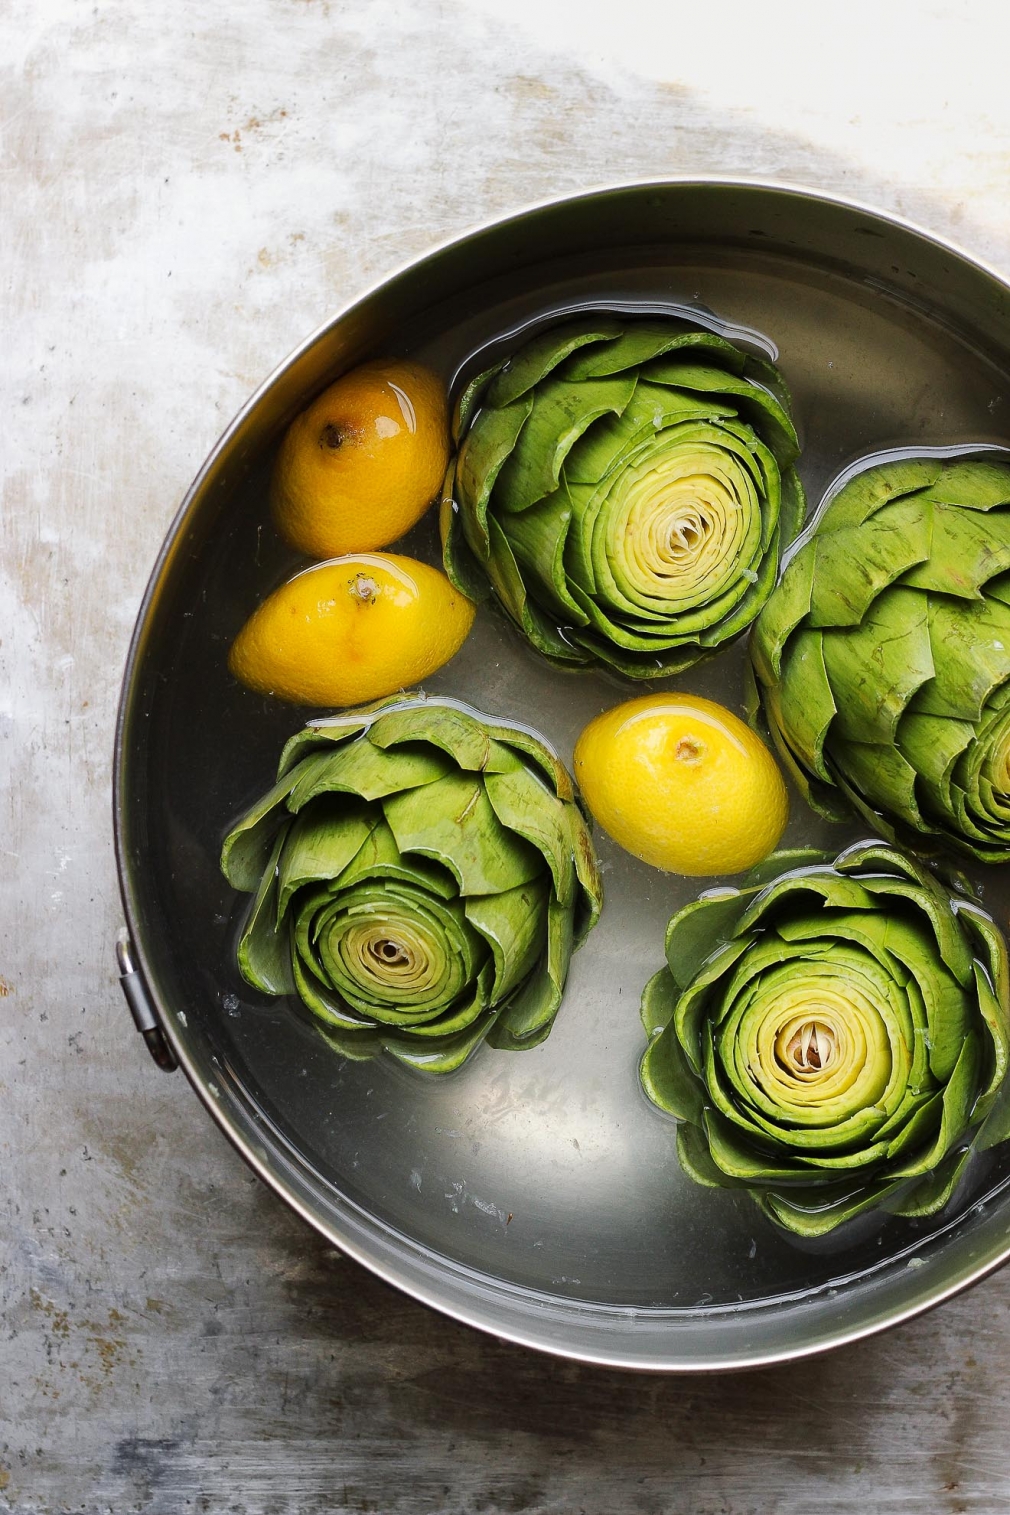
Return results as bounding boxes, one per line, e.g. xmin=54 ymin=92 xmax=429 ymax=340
xmin=5 ymin=0 xmax=1010 ymax=1509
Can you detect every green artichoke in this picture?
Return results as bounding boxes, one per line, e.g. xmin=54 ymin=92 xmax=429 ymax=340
xmin=442 ymin=316 xmax=805 ymax=677
xmin=750 ymin=456 xmax=1010 ymax=863
xmin=221 ymin=694 xmax=602 ymax=1073
xmin=640 ymin=841 xmax=1010 ymax=1236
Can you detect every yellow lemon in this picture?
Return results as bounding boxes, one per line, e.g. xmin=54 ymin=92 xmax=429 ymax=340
xmin=573 ymin=693 xmax=788 ymax=875
xmin=229 ymin=553 xmax=475 ymax=707
xmin=271 ymin=359 xmax=450 ymax=557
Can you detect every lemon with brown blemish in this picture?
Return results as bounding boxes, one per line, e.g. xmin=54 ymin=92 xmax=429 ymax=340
xmin=228 ymin=553 xmax=475 ymax=707
xmin=573 ymin=693 xmax=788 ymax=875
xmin=271 ymin=359 xmax=450 ymax=557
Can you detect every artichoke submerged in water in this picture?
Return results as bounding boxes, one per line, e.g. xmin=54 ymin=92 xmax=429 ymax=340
xmin=442 ymin=316 xmax=805 ymax=677
xmin=640 ymin=842 xmax=1010 ymax=1236
xmin=751 ymin=456 xmax=1010 ymax=862
xmin=221 ymin=695 xmax=602 ymax=1073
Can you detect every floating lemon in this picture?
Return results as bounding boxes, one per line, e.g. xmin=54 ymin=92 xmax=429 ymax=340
xmin=573 ymin=693 xmax=788 ymax=875
xmin=272 ymin=359 xmax=450 ymax=557
xmin=229 ymin=553 xmax=475 ymax=707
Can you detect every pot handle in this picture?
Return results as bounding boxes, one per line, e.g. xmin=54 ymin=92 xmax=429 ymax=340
xmin=115 ymin=929 xmax=178 ymax=1072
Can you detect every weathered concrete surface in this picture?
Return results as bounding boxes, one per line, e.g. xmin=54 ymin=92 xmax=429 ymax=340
xmin=5 ymin=0 xmax=1010 ymax=1509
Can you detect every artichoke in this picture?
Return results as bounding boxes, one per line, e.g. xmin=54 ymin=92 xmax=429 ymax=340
xmin=221 ymin=694 xmax=602 ymax=1073
xmin=750 ymin=456 xmax=1010 ymax=862
xmin=442 ymin=316 xmax=805 ymax=678
xmin=640 ymin=842 xmax=1010 ymax=1236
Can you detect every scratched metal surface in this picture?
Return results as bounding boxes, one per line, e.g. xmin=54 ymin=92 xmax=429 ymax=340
xmin=6 ymin=1 xmax=1010 ymax=1510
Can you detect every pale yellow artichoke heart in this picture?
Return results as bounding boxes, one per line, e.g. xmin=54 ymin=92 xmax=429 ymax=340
xmin=339 ymin=916 xmax=441 ymax=995
xmin=618 ymin=452 xmax=750 ymax=608
xmin=747 ymin=977 xmax=893 ymax=1116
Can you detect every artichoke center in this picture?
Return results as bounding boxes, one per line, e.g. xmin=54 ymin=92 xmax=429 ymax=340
xmin=666 ymin=508 xmax=712 ymax=560
xmin=778 ymin=1018 xmax=838 ymax=1078
xmin=372 ymin=938 xmax=411 ymax=967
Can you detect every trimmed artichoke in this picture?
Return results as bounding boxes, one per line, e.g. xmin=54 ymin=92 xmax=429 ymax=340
xmin=640 ymin=842 xmax=1010 ymax=1236
xmin=442 ymin=316 xmax=805 ymax=678
xmin=751 ymin=456 xmax=1010 ymax=863
xmin=221 ymin=694 xmax=602 ymax=1073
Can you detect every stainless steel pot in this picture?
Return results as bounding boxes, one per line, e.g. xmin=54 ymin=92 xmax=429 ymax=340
xmin=114 ymin=178 xmax=1010 ymax=1371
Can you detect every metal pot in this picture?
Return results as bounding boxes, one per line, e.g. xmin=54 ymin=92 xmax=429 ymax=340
xmin=115 ymin=178 xmax=1010 ymax=1371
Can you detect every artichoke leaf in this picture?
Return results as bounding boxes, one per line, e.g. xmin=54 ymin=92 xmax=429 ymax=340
xmin=917 ymin=458 xmax=1010 ymax=510
xmin=221 ymin=769 xmax=301 ymax=891
xmin=734 ymin=869 xmax=874 ymax=936
xmin=887 ymin=1033 xmax=980 ymax=1178
xmin=275 ymin=798 xmax=374 ymax=922
xmin=760 ymin=1179 xmax=900 ymax=1237
xmin=484 ymin=766 xmax=577 ymax=907
xmin=325 ymin=814 xmax=458 ymax=900
xmin=569 ymin=804 xmax=604 ymax=944
xmin=236 ymin=828 xmax=296 ymax=995
xmin=288 ymin=738 xmax=452 ymax=811
xmin=488 ymin=892 xmax=572 ymax=1046
xmin=482 ymin=722 xmax=575 ymax=804
xmin=484 ymin=515 xmax=590 ymax=664
xmin=316 ymin=1021 xmax=385 ymax=1061
xmin=896 ymin=710 xmax=975 ymax=817
xmin=968 ymin=960 xmax=1010 ymax=1118
xmin=640 ymin=963 xmax=679 ymax=1038
xmin=676 ymin=1121 xmax=738 ymax=1190
xmin=888 ymin=1146 xmax=973 ymax=1219
xmin=698 ymin=529 xmax=783 ymax=648
xmin=663 ymin=889 xmax=752 ymax=991
xmin=828 ymin=738 xmax=924 ymax=832
xmin=564 ymin=324 xmax=746 ymax=380
xmin=702 ymin=1108 xmax=822 ymax=1183
xmin=452 ymin=363 xmax=497 ymax=445
xmin=778 ymin=466 xmax=807 ymax=547
xmin=915 ymin=592 xmax=1010 ymax=723
xmin=456 ymin=393 xmax=534 ymax=559
xmin=821 ymin=586 xmax=934 ymax=747
xmin=808 ymin=498 xmax=930 ymax=628
xmin=441 ymin=470 xmax=492 ymax=602
xmin=368 ymin=702 xmax=498 ymax=774
xmin=276 ymin=698 xmax=412 ymax=776
xmin=818 ymin=459 xmax=940 ymax=533
xmin=380 ymin=959 xmax=494 ymax=1039
xmin=642 ymin=359 xmax=798 ymax=466
xmin=486 ymin=319 xmax=624 ymax=408
xmin=640 ymin=1006 xmax=707 ymax=1126
xmin=292 ymin=949 xmax=381 ymax=1031
xmin=383 ymin=770 xmax=543 ymax=895
xmin=750 ymin=545 xmax=816 ymax=685
xmin=673 ymin=938 xmax=753 ymax=1067
xmin=465 ymin=875 xmax=550 ymax=1002
xmin=854 ymin=873 xmax=973 ymax=987
xmin=493 ymin=374 xmax=637 ymax=514
xmin=901 ymin=499 xmax=1010 ymax=599
xmin=563 ymin=383 xmax=737 ymax=488
xmin=741 ymin=847 xmax=836 ymax=889
xmin=383 ymin=1004 xmax=497 ymax=1074
xmin=499 ymin=481 xmax=590 ymax=627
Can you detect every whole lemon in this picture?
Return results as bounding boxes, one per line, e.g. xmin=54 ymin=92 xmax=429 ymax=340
xmin=574 ymin=693 xmax=788 ymax=875
xmin=271 ymin=359 xmax=450 ymax=557
xmin=229 ymin=553 xmax=475 ymax=707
